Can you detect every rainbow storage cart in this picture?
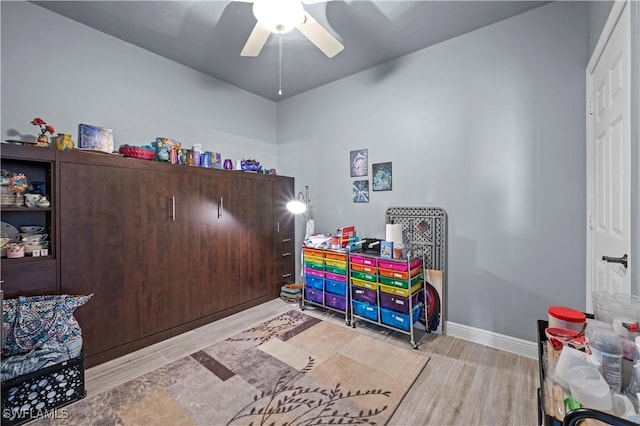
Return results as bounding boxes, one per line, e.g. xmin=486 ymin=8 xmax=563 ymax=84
xmin=349 ymin=252 xmax=425 ymax=348
xmin=301 ymin=247 xmax=350 ymax=324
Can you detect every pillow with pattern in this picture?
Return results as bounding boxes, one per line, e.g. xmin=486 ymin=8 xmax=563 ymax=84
xmin=12 ymin=294 xmax=92 ymax=354
xmin=2 ymin=298 xmax=19 ymax=356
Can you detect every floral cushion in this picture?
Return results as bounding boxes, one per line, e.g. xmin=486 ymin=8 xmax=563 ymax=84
xmin=3 ymin=294 xmax=92 ymax=356
xmin=2 ymin=298 xmax=19 ymax=355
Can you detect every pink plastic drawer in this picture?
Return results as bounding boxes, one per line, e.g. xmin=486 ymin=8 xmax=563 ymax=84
xmin=378 ymin=258 xmax=421 ymax=272
xmin=350 ymin=255 xmax=376 ymax=267
xmin=325 ymin=272 xmax=346 ymax=282
xmin=305 ymin=268 xmax=324 ymax=278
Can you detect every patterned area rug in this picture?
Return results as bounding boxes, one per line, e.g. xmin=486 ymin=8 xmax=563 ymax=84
xmin=36 ymin=310 xmax=429 ymax=425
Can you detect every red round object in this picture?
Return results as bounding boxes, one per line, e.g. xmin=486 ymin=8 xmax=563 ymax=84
xmin=548 ymin=306 xmax=585 ymax=323
xmin=119 ymin=146 xmax=155 ymax=160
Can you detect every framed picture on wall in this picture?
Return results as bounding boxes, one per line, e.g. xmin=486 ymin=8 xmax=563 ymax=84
xmin=350 ymin=149 xmax=368 ymax=177
xmin=353 ymin=180 xmax=369 ymax=203
xmin=372 ymin=162 xmax=392 ymax=191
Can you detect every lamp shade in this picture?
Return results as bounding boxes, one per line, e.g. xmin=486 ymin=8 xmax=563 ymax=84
xmin=252 ymin=0 xmax=305 ymax=34
xmin=287 ymin=199 xmax=307 ymax=214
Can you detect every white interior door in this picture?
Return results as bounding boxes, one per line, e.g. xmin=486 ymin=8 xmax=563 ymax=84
xmin=586 ymin=1 xmax=632 ymax=312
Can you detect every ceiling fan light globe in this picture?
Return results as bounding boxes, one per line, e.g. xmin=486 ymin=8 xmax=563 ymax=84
xmin=252 ymin=0 xmax=305 ymax=34
xmin=287 ymin=199 xmax=307 ymax=214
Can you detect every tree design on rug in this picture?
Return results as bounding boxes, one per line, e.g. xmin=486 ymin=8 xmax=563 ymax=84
xmin=226 ymin=312 xmax=305 ymax=344
xmin=227 ymin=357 xmax=391 ymax=425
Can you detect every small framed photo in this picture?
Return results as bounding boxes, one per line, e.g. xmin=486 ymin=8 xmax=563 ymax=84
xmin=350 ymin=149 xmax=368 ymax=177
xmin=372 ymin=162 xmax=392 ymax=191
xmin=79 ymin=124 xmax=114 ymax=153
xmin=40 ymin=248 xmax=48 ymax=256
xmin=353 ymin=180 xmax=369 ymax=203
xmin=380 ymin=241 xmax=393 ymax=259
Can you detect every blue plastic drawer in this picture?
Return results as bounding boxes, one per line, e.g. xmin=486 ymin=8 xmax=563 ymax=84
xmin=325 ymin=278 xmax=346 ymax=296
xmin=353 ymin=300 xmax=379 ymax=321
xmin=305 ymin=275 xmax=324 ymax=291
xmin=380 ymin=304 xmax=422 ymax=332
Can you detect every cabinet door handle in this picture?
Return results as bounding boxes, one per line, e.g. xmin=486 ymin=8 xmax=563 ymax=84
xmin=282 ymin=238 xmax=292 ymax=243
xmin=282 ymin=252 xmax=292 ymax=257
xmin=218 ymin=197 xmax=223 ymax=218
xmin=277 ymin=221 xmax=280 ymax=233
xmin=282 ymin=273 xmax=292 ymax=278
xmin=171 ymin=196 xmax=176 ymax=221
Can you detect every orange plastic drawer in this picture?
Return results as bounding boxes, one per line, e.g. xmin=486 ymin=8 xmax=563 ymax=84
xmin=325 ymin=251 xmax=347 ymax=262
xmin=303 ymin=248 xmax=324 ymax=258
xmin=350 ymin=263 xmax=377 ymax=274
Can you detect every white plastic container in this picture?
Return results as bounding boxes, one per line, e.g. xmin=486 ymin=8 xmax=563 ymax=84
xmin=548 ymin=306 xmax=586 ymax=332
xmin=565 ymin=365 xmax=612 ymax=411
xmin=589 ymin=328 xmax=623 ymax=393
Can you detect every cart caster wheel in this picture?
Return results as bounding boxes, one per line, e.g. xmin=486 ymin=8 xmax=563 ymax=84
xmin=300 ymin=306 xmax=305 ymax=311
xmin=352 ymin=323 xmax=356 ymax=329
xmin=412 ymin=343 xmax=419 ymax=350
xmin=345 ymin=320 xmax=350 ymax=326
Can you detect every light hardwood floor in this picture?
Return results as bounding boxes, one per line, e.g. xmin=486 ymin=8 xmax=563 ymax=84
xmin=85 ymin=298 xmax=539 ymax=426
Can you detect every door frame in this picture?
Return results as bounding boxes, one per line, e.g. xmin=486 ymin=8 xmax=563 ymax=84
xmin=585 ymin=0 xmax=630 ymax=313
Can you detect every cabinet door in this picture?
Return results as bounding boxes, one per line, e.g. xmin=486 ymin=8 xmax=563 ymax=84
xmin=273 ymin=177 xmax=296 ymax=297
xmin=235 ymin=176 xmax=274 ymax=303
xmin=59 ymin=162 xmax=144 ymax=356
xmin=139 ymin=169 xmax=201 ymax=335
xmin=198 ymin=173 xmax=274 ymax=315
xmin=198 ymin=173 xmax=236 ymax=314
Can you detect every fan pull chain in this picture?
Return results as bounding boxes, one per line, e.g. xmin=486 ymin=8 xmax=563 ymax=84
xmin=278 ymin=32 xmax=283 ymax=96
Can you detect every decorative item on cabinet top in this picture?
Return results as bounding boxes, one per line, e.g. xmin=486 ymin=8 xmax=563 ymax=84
xmin=78 ymin=123 xmax=114 ymax=153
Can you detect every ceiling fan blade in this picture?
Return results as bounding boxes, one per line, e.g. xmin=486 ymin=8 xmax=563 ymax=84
xmin=241 ymin=22 xmax=271 ymax=57
xmin=297 ymin=11 xmax=344 ymax=58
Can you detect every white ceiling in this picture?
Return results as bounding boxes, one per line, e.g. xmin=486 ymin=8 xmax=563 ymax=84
xmin=33 ymin=1 xmax=550 ymax=102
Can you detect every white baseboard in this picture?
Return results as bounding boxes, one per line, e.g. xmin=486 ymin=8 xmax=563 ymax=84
xmin=445 ymin=321 xmax=538 ymax=359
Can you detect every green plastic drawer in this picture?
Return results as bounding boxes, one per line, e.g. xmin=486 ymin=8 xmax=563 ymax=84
xmin=350 ymin=270 xmax=377 ymax=283
xmin=378 ymin=273 xmax=422 ymax=290
xmin=304 ymin=260 xmax=324 ymax=271
xmin=325 ymin=265 xmax=346 ymax=275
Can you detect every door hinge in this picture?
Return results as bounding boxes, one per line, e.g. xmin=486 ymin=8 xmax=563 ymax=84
xmin=588 ymin=100 xmax=593 ymax=116
xmin=589 ymin=214 xmax=594 ymax=230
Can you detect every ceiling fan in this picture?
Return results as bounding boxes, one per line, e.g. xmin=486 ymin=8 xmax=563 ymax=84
xmin=238 ymin=0 xmax=344 ymax=58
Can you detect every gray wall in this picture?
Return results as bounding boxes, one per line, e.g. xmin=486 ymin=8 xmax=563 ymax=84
xmin=1 ymin=1 xmax=278 ymax=169
xmin=589 ymin=1 xmax=614 ymax=55
xmin=277 ymin=1 xmax=590 ymax=342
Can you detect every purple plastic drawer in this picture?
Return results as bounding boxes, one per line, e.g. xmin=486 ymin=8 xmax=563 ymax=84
xmin=378 ymin=258 xmax=421 ymax=272
xmin=351 ymin=286 xmax=377 ymax=305
xmin=324 ymin=271 xmax=347 ymax=282
xmin=379 ymin=290 xmax=423 ymax=314
xmin=305 ymin=268 xmax=324 ymax=278
xmin=304 ymin=287 xmax=323 ymax=304
xmin=325 ymin=293 xmax=346 ymax=312
xmin=350 ymin=255 xmax=376 ymax=267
